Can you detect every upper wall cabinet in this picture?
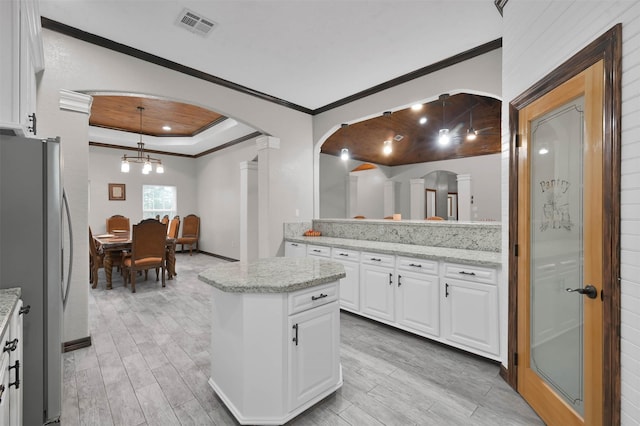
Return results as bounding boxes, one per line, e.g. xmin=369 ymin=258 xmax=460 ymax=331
xmin=0 ymin=0 xmax=44 ymax=136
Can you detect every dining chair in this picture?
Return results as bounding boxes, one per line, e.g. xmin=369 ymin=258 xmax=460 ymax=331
xmin=161 ymin=215 xmax=169 ymax=225
xmin=176 ymin=214 xmax=200 ymax=256
xmin=426 ymin=216 xmax=445 ymax=221
xmin=122 ymin=219 xmax=168 ymax=293
xmin=106 ymin=214 xmax=130 ymax=233
xmin=353 ymin=215 xmax=366 ymax=219
xmin=89 ymin=227 xmax=104 ymax=289
xmin=167 ymin=215 xmax=181 ymax=238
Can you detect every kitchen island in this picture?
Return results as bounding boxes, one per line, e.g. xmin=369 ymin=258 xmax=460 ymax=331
xmin=198 ymin=257 xmax=346 ymax=425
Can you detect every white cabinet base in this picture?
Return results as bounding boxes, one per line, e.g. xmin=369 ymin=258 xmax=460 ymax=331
xmin=209 ymin=283 xmax=342 ymax=425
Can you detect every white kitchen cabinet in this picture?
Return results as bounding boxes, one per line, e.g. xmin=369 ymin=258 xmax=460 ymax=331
xmin=306 ymin=244 xmax=331 ymax=258
xmin=331 ymin=248 xmax=360 ymax=312
xmin=360 ymin=252 xmax=395 ymax=322
xmin=207 ymin=272 xmax=342 ymax=425
xmin=395 ymin=257 xmax=439 ymax=337
xmin=284 ymin=241 xmax=307 ymax=258
xmin=9 ymin=300 xmax=23 ymax=426
xmin=442 ymin=263 xmax=499 ymax=357
xmin=289 ymin=300 xmax=340 ymax=409
xmin=0 ymin=298 xmax=23 ymax=426
xmin=0 ymin=0 xmax=44 ymax=136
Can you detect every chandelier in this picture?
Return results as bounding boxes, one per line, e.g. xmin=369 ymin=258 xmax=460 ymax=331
xmin=121 ymin=106 xmax=164 ymax=174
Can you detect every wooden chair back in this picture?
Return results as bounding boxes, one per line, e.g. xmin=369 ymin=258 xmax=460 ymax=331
xmin=425 ymin=216 xmax=445 ymax=221
xmin=124 ymin=219 xmax=167 ymax=292
xmin=177 ymin=214 xmax=200 ymax=255
xmin=168 ymin=216 xmax=181 ymax=238
xmin=106 ymin=215 xmax=130 ymax=233
xmin=161 ymin=215 xmax=169 ymax=225
xmin=89 ymin=227 xmax=103 ymax=288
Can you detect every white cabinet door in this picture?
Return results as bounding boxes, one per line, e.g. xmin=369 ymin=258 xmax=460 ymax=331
xmin=0 ymin=354 xmax=10 ymax=426
xmin=331 ymin=248 xmax=360 ymax=312
xmin=360 ymin=263 xmax=394 ymax=322
xmin=442 ymin=278 xmax=498 ymax=356
xmin=396 ymin=271 xmax=439 ymax=336
xmin=289 ymin=301 xmax=339 ymax=410
xmin=284 ymin=242 xmax=307 ymax=258
xmin=337 ymin=261 xmax=359 ymax=311
xmin=9 ymin=300 xmax=22 ymax=426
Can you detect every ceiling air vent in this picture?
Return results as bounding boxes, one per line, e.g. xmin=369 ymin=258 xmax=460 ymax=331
xmin=394 ymin=134 xmax=404 ymax=142
xmin=176 ymin=8 xmax=217 ymax=37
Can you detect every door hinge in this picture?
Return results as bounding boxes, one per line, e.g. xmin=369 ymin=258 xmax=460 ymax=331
xmin=514 ymin=244 xmax=518 ymax=257
xmin=515 ymin=134 xmax=522 ymax=148
xmin=514 ymin=352 xmax=519 ymax=366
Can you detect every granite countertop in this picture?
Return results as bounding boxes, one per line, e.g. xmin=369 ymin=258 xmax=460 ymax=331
xmin=198 ymin=257 xmax=346 ymax=293
xmin=286 ymin=236 xmax=502 ymax=267
xmin=0 ymin=288 xmax=21 ymax=340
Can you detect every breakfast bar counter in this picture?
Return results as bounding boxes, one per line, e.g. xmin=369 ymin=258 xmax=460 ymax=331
xmin=198 ymin=257 xmax=345 ymax=425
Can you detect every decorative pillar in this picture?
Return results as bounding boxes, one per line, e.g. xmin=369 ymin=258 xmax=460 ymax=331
xmin=457 ymin=174 xmax=472 ymax=221
xmin=383 ymin=180 xmax=400 ymax=218
xmin=410 ymin=178 xmax=425 ymax=220
xmin=347 ymin=174 xmax=358 ymax=218
xmin=55 ymin=89 xmax=92 ymax=346
xmin=256 ymin=136 xmax=280 ymax=258
xmin=240 ymin=161 xmax=258 ymax=262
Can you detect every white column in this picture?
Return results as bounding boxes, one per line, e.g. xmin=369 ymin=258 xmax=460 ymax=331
xmin=383 ymin=180 xmax=398 ymax=218
xmin=54 ymin=89 xmax=92 ymax=343
xmin=410 ymin=178 xmax=425 ymax=220
xmin=256 ymin=136 xmax=280 ymax=258
xmin=457 ymin=174 xmax=472 ymax=222
xmin=240 ymin=161 xmax=258 ymax=262
xmin=347 ymin=174 xmax=358 ymax=218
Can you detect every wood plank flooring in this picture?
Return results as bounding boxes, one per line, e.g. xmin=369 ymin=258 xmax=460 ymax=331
xmin=63 ymin=253 xmax=543 ymax=425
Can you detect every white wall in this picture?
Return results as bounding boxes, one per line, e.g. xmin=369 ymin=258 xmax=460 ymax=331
xmin=352 ymin=167 xmax=389 ymax=219
xmin=88 ymin=145 xmax=198 ymax=234
xmin=319 ymin=152 xmax=501 ymax=221
xmin=38 ymin=29 xmax=313 ymax=342
xmin=312 ymin=48 xmax=502 ymax=218
xmin=390 ymin=153 xmax=501 ymax=221
xmin=502 ymin=2 xmax=640 ymax=423
xmin=196 ymin=139 xmax=258 ymax=260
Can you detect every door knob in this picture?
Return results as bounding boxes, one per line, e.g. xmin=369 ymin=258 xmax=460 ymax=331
xmin=565 ymin=285 xmax=598 ymax=299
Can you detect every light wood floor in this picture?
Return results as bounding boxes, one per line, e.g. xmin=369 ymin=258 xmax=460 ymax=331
xmin=62 ymin=253 xmax=544 ymax=425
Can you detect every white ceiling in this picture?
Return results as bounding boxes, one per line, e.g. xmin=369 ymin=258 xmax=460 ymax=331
xmin=38 ymin=0 xmax=503 ymax=111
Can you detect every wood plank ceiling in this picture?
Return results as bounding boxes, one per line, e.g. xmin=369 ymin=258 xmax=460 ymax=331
xmin=89 ymin=95 xmax=226 ymax=137
xmin=90 ymin=93 xmax=500 ymax=166
xmin=321 ymin=93 xmax=501 ymax=166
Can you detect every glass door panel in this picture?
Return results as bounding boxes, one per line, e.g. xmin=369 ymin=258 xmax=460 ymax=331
xmin=529 ymin=96 xmax=585 ymax=416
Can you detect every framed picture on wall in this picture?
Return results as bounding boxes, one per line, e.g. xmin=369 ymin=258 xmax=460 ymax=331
xmin=109 ymin=183 xmax=126 ymax=201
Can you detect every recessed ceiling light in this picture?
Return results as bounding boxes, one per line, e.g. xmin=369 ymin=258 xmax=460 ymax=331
xmin=162 ymin=125 xmax=172 ymax=131
xmin=419 ymin=117 xmax=427 ymax=125
xmin=383 ymin=140 xmax=392 ymax=155
xmin=411 ymin=104 xmax=423 ymax=111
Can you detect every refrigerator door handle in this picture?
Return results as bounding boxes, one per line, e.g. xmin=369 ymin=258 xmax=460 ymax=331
xmin=62 ymin=189 xmax=73 ymax=310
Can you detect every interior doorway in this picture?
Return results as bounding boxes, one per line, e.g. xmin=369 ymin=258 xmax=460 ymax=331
xmin=507 ymin=25 xmax=621 ymax=425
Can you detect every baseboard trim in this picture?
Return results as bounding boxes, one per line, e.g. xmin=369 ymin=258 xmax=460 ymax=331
xmin=197 ymin=250 xmax=239 ymax=262
xmin=63 ymin=336 xmax=92 ymax=353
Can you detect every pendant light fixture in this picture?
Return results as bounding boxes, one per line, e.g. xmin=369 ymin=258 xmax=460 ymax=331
xmin=438 ymin=94 xmax=451 ymax=146
xmin=121 ymin=106 xmax=164 ymax=174
xmin=340 ymin=123 xmax=350 ymax=161
xmin=466 ymin=108 xmax=478 ymax=141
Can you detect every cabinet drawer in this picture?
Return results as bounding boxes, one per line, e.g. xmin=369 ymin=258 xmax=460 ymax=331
xmin=306 ymin=244 xmax=331 ymax=258
xmin=443 ymin=263 xmax=497 ymax=285
xmin=289 ymin=282 xmax=339 ymax=315
xmin=360 ymin=251 xmax=394 ymax=267
xmin=396 ymin=256 xmax=438 ymax=275
xmin=331 ymin=248 xmax=360 ymax=262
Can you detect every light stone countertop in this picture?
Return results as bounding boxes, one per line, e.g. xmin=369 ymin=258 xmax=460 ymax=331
xmin=286 ymin=236 xmax=502 ymax=267
xmin=198 ymin=257 xmax=346 ymax=293
xmin=0 ymin=288 xmax=21 ymax=341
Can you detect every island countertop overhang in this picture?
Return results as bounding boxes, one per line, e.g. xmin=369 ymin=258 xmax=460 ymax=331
xmin=198 ymin=257 xmax=346 ymax=293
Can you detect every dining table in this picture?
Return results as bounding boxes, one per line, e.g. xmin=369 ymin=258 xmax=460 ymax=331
xmin=93 ymin=230 xmax=177 ymax=290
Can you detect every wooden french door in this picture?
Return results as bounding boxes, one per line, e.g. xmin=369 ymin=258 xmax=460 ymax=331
xmin=516 ymin=60 xmax=604 ymax=425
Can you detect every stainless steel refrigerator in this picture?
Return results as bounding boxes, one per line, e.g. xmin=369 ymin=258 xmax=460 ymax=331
xmin=0 ymin=134 xmax=72 ymax=425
